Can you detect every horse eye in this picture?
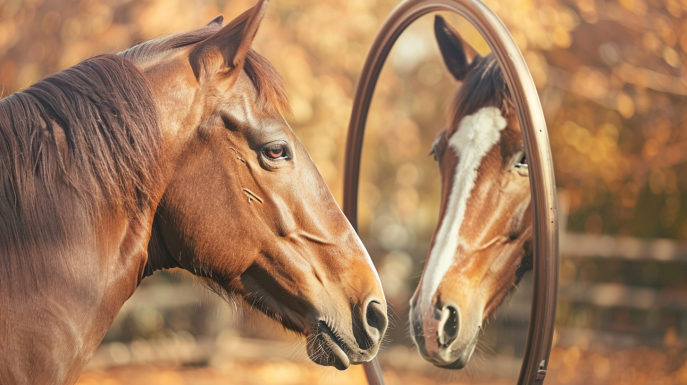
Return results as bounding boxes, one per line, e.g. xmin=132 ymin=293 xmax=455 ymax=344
xmin=429 ymin=142 xmax=441 ymax=162
xmin=264 ymin=144 xmax=285 ymax=159
xmin=262 ymin=143 xmax=289 ymax=161
xmin=429 ymin=147 xmax=438 ymax=162
xmin=515 ymin=152 xmax=527 ymax=169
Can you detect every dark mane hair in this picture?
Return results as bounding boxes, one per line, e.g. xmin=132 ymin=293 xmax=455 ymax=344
xmin=0 ymin=54 xmax=161 ymax=272
xmin=0 ymin=21 xmax=289 ymax=283
xmin=448 ymin=53 xmax=514 ymax=132
xmin=120 ymin=23 xmax=290 ymax=114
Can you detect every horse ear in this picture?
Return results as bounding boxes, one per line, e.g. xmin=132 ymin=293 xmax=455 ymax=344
xmin=205 ymin=15 xmax=224 ymax=28
xmin=434 ymin=15 xmax=479 ymax=81
xmin=190 ymin=0 xmax=268 ymax=81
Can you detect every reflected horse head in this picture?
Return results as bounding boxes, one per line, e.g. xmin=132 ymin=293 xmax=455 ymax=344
xmin=409 ymin=15 xmax=533 ymax=369
xmin=0 ymin=1 xmax=386 ymax=383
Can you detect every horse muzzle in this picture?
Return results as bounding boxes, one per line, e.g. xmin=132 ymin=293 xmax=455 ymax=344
xmin=410 ymin=301 xmax=480 ymax=369
xmin=307 ymin=297 xmax=388 ymax=370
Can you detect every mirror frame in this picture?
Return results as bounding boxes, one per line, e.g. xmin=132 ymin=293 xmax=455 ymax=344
xmin=342 ymin=0 xmax=559 ymax=384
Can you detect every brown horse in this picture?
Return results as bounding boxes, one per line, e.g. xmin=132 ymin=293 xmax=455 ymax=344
xmin=0 ymin=1 xmax=387 ymax=383
xmin=409 ymin=16 xmax=533 ymax=369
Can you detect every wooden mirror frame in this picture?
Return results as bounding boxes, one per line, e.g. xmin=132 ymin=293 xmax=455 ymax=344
xmin=342 ymin=1 xmax=559 ymax=384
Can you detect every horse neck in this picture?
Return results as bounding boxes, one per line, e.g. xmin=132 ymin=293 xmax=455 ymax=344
xmin=0 ymin=183 xmax=157 ymax=385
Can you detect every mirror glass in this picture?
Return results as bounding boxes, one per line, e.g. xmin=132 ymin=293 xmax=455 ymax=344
xmin=355 ymin=12 xmax=535 ymax=383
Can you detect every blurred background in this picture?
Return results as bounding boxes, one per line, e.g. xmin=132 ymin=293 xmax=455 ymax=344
xmin=2 ymin=0 xmax=687 ymax=384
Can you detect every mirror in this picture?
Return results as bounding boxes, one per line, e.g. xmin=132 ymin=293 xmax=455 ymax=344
xmin=349 ymin=12 xmax=532 ymax=383
xmin=343 ymin=1 xmax=558 ymax=384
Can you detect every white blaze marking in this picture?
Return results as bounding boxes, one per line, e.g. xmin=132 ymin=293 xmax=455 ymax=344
xmin=420 ymin=107 xmax=507 ymax=310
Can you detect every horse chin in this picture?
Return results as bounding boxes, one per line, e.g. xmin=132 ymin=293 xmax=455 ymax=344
xmin=433 ymin=331 xmax=479 ymax=370
xmin=306 ymin=321 xmax=351 ymax=370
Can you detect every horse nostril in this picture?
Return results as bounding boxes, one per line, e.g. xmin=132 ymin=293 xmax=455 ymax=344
xmin=366 ymin=301 xmax=382 ymax=331
xmin=437 ymin=304 xmax=460 ymax=347
xmin=358 ymin=299 xmax=387 ymax=350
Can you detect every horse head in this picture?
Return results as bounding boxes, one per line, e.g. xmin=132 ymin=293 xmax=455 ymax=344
xmin=409 ymin=15 xmax=533 ymax=369
xmin=125 ymin=0 xmax=387 ymax=370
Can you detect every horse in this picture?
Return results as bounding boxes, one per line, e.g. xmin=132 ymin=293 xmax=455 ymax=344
xmin=408 ymin=15 xmax=533 ymax=369
xmin=0 ymin=1 xmax=388 ymax=383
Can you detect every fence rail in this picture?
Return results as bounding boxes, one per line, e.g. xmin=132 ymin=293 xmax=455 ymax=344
xmin=561 ymin=233 xmax=687 ymax=262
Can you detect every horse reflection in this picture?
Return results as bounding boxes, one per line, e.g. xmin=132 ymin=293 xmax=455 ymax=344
xmin=409 ymin=15 xmax=533 ymax=369
xmin=0 ymin=1 xmax=386 ymax=383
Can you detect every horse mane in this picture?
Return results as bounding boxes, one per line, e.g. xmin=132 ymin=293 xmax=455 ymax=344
xmin=0 ymin=22 xmax=289 ymax=283
xmin=1 ymin=54 xmax=161 ymax=213
xmin=0 ymin=54 xmax=161 ymax=279
xmin=120 ymin=23 xmax=290 ymax=114
xmin=448 ymin=53 xmax=514 ymax=133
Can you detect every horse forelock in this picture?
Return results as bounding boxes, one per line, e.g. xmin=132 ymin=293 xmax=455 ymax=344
xmin=447 ymin=53 xmax=513 ymax=135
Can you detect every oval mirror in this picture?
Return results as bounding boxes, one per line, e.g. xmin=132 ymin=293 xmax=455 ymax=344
xmin=342 ymin=1 xmax=559 ymax=384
